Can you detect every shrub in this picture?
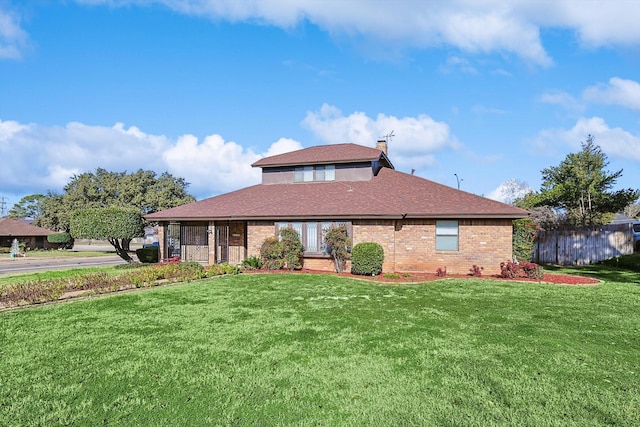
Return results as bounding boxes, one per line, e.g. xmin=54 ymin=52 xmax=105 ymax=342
xmin=436 ymin=267 xmax=447 ymax=277
xmin=279 ymin=227 xmax=303 ymax=270
xmin=324 ymin=225 xmax=352 ymax=273
xmin=500 ymin=261 xmax=544 ymax=280
xmin=513 ymin=218 xmax=538 ymax=262
xmin=469 ymin=265 xmax=484 ymax=277
xmin=260 ymin=236 xmax=284 ymax=270
xmin=383 ymin=273 xmax=401 ymax=279
xmin=241 ymin=256 xmax=263 ymax=270
xmin=520 ymin=262 xmax=544 ymax=280
xmin=206 ymin=263 xmax=241 ymax=276
xmin=47 ymin=232 xmax=74 ymax=249
xmin=351 ymin=242 xmax=384 ymax=276
xmin=135 ymin=246 xmax=159 ymax=263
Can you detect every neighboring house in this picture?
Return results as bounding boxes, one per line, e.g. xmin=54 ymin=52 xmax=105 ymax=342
xmin=146 ymin=141 xmax=529 ymax=274
xmin=0 ymin=217 xmax=56 ymax=250
xmin=611 ymin=213 xmax=640 ymax=251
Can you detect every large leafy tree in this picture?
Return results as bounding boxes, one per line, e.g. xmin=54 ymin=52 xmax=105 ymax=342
xmin=8 ymin=194 xmax=46 ymax=224
xmin=522 ymin=135 xmax=639 ymax=228
xmin=70 ymin=207 xmax=145 ymax=262
xmin=39 ymin=168 xmax=195 ymax=231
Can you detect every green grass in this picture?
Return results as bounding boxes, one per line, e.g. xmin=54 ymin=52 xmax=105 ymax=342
xmin=0 ymin=266 xmax=127 ymax=286
xmin=1 ymin=272 xmax=639 ymax=425
xmin=2 ymin=249 xmax=115 ymax=258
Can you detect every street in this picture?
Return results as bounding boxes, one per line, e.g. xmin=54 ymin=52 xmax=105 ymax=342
xmin=0 ymin=245 xmax=132 ymax=277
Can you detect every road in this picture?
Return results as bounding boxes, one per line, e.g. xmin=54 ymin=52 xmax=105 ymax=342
xmin=0 ymin=245 xmax=132 ymax=277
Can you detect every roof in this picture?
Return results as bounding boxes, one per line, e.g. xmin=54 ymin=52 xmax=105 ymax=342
xmin=611 ymin=213 xmax=639 ymax=224
xmin=0 ymin=218 xmax=56 ymax=237
xmin=251 ymin=143 xmax=394 ymax=169
xmin=146 ymin=168 xmax=529 ymax=221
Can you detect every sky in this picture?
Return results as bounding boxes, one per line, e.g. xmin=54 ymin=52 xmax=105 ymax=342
xmin=1 ymin=0 xmax=640 ymax=214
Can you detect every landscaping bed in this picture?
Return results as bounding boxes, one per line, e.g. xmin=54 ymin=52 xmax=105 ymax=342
xmin=248 ymin=269 xmax=600 ymax=285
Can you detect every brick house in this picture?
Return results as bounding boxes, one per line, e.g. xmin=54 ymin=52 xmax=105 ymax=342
xmin=0 ymin=217 xmax=56 ymax=250
xmin=146 ymin=142 xmax=529 ymax=274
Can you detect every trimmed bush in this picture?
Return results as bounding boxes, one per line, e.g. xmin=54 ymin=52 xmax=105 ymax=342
xmin=280 ymin=227 xmax=303 ymax=270
xmin=351 ymin=242 xmax=384 ymax=276
xmin=260 ymin=236 xmax=284 ymax=270
xmin=135 ymin=246 xmax=159 ymax=263
xmin=500 ymin=261 xmax=544 ymax=280
xmin=47 ymin=232 xmax=74 ymax=249
xmin=324 ymin=225 xmax=351 ymax=273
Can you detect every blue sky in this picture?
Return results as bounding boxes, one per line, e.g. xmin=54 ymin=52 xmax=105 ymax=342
xmin=1 ymin=1 xmax=640 ymax=213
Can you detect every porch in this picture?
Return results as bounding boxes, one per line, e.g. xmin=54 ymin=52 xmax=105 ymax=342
xmin=159 ymin=221 xmax=247 ymax=264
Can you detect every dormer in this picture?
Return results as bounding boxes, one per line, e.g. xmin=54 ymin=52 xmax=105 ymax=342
xmin=251 ymin=143 xmax=394 ymax=185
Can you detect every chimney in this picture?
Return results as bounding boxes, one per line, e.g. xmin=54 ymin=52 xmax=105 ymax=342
xmin=376 ymin=139 xmax=388 ymax=155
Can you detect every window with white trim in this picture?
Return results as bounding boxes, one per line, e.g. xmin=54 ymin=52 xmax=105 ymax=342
xmin=294 ymin=165 xmax=335 ymax=182
xmin=277 ymin=221 xmax=350 ymax=255
xmin=436 ymin=220 xmax=458 ymax=251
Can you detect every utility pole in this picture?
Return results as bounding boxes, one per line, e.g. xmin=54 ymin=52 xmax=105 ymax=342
xmin=0 ymin=196 xmax=7 ymax=217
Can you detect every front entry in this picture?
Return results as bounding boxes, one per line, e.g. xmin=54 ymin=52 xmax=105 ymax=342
xmin=214 ymin=221 xmax=247 ymax=265
xmin=165 ymin=222 xmax=209 ymax=263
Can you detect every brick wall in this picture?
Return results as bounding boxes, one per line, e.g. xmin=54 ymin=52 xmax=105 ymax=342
xmin=247 ymin=221 xmax=276 ymax=258
xmin=243 ymin=218 xmax=513 ymax=275
xmin=157 ymin=222 xmax=166 ymax=260
xmin=354 ymin=219 xmax=513 ymax=275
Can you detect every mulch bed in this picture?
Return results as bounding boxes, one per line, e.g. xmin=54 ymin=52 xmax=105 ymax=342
xmin=248 ymin=269 xmax=601 ymax=286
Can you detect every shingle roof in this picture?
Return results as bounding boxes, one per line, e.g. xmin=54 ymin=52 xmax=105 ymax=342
xmin=252 ymin=143 xmax=394 ymax=168
xmin=0 ymin=218 xmax=56 ymax=236
xmin=146 ymin=168 xmax=528 ymax=221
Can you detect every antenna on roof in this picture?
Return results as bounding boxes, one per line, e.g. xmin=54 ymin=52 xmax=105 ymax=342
xmin=377 ymin=130 xmax=394 ymax=155
xmin=383 ymin=130 xmax=395 ymax=143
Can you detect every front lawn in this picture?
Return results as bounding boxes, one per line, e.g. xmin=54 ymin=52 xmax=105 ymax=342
xmin=1 ymin=273 xmax=638 ymax=425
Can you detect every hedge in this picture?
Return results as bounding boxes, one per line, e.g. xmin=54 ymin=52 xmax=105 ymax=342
xmin=351 ymin=242 xmax=384 ymax=275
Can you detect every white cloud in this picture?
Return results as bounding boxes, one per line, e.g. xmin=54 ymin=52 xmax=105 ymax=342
xmin=0 ymin=118 xmax=302 ymax=200
xmin=0 ymin=7 xmax=28 ymax=59
xmin=539 ymin=91 xmax=585 ymax=114
xmin=533 ymin=116 xmax=640 ymax=162
xmin=9 ymin=1 xmax=640 ymax=65
xmin=162 ymin=134 xmax=302 ymax=197
xmin=583 ymin=77 xmax=640 ymax=110
xmin=440 ymin=55 xmax=478 ymax=74
xmin=302 ymin=103 xmax=458 ymax=170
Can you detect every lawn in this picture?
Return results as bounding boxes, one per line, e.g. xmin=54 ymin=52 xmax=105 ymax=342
xmin=1 ymin=271 xmax=639 ymax=425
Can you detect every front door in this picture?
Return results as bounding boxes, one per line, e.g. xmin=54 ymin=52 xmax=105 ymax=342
xmin=215 ymin=223 xmax=230 ymax=263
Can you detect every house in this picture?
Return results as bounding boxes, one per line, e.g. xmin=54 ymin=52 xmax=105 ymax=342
xmin=0 ymin=217 xmax=56 ymax=250
xmin=146 ymin=141 xmax=529 ymax=274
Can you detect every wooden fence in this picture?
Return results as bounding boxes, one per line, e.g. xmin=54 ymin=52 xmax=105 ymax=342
xmin=533 ymin=223 xmax=634 ymax=265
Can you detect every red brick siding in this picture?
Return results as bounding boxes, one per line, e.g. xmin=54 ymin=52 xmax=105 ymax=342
xmin=246 ymin=218 xmax=513 ymax=275
xmin=354 ymin=219 xmax=512 ymax=275
xmin=157 ymin=222 xmax=166 ymax=260
xmin=247 ymin=221 xmax=276 ymax=258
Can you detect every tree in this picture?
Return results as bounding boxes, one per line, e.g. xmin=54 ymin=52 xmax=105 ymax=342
xmin=38 ymin=168 xmax=195 ymax=232
xmin=526 ymin=135 xmax=639 ymax=228
xmin=323 ymin=225 xmax=351 ymax=273
xmin=8 ymin=194 xmax=46 ymax=224
xmin=70 ymin=207 xmax=144 ymax=262
xmin=624 ymin=201 xmax=640 ymax=219
xmin=494 ymin=179 xmax=533 ymax=205
xmin=279 ymin=227 xmax=303 ymax=270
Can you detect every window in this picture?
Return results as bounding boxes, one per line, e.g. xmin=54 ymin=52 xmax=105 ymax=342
xmin=436 ymin=220 xmax=458 ymax=251
xmin=294 ymin=165 xmax=335 ymax=182
xmin=277 ymin=221 xmax=351 ymax=255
